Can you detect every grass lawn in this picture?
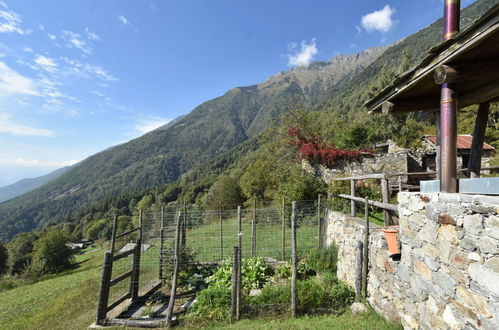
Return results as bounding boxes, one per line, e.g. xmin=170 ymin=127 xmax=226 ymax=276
xmin=178 ymin=311 xmax=402 ymax=329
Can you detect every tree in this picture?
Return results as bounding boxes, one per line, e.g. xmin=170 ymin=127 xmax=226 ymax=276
xmin=7 ymin=232 xmax=37 ymax=274
xmin=0 ymin=244 xmax=7 ymax=275
xmin=32 ymin=230 xmax=75 ymax=274
xmin=204 ymin=176 xmax=245 ymax=210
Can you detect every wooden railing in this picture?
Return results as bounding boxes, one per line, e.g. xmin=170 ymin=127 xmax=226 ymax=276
xmin=333 ymin=174 xmax=396 ymax=226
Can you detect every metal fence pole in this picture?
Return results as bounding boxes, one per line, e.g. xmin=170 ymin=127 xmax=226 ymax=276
xmin=166 ymin=211 xmax=182 ymax=328
xmin=237 ymin=206 xmax=242 ymax=257
xmin=130 ymin=209 xmax=143 ymax=302
xmin=159 ymin=206 xmax=165 ymax=280
xmin=291 ymin=201 xmax=297 ymax=318
xmin=110 ymin=214 xmax=118 ymax=254
xmin=96 ymin=251 xmax=113 ymax=325
xmin=281 ymin=197 xmax=285 ymax=261
xmin=350 ymin=180 xmax=356 ymax=217
xmin=362 ymin=197 xmax=369 ymax=298
xmin=220 ymin=202 xmax=224 ymax=260
xmin=251 ymin=200 xmax=256 ymax=257
xmin=181 ymin=202 xmax=187 ymax=247
xmin=317 ymin=194 xmax=322 ymax=249
xmin=231 ymin=246 xmax=238 ymax=320
xmin=381 ymin=177 xmax=391 ymax=226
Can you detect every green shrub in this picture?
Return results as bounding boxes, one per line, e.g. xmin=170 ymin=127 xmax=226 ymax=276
xmin=274 ymin=264 xmax=291 ymax=280
xmin=186 ymin=286 xmax=231 ymax=321
xmin=330 ymin=281 xmax=355 ymax=309
xmin=297 ymin=262 xmax=316 ymax=280
xmin=304 ymin=243 xmax=338 ymax=275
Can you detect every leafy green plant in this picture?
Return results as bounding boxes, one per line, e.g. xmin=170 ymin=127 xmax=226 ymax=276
xmin=297 ymin=262 xmax=316 ymax=280
xmin=330 ymin=281 xmax=355 ymax=309
xmin=274 ymin=264 xmax=291 ymax=280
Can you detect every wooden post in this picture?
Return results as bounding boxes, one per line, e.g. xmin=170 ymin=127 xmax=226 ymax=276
xmin=220 ymin=202 xmax=224 ymax=261
xmin=290 ymin=201 xmax=297 ymax=318
xmin=398 ymin=175 xmax=403 ymax=193
xmin=317 ymin=194 xmax=322 ymax=249
xmin=231 ymin=246 xmax=239 ymax=321
xmin=181 ymin=202 xmax=187 ymax=247
xmin=355 ymin=241 xmax=363 ymax=298
xmin=381 ymin=177 xmax=391 ymax=226
xmin=166 ymin=211 xmax=182 ymax=328
xmin=237 ymin=206 xmax=242 ymax=258
xmin=159 ymin=206 xmax=165 ymax=280
xmin=468 ymin=102 xmax=490 ymax=178
xmin=110 ymin=214 xmax=118 ymax=254
xmin=362 ymin=197 xmax=369 ymax=298
xmin=130 ymin=209 xmax=143 ymax=302
xmin=96 ymin=251 xmax=113 ymax=325
xmin=350 ymin=180 xmax=356 ymax=217
xmin=281 ymin=197 xmax=285 ymax=261
xmin=251 ymin=200 xmax=256 ymax=257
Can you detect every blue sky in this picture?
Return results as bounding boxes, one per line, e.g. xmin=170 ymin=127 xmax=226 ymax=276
xmin=0 ymin=0 xmax=476 ymax=185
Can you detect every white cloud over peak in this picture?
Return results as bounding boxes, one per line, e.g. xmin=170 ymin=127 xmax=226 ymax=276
xmin=0 ymin=7 xmax=32 ymax=35
xmin=118 ymin=15 xmax=129 ymax=25
xmin=0 ymin=61 xmax=39 ymax=96
xmin=35 ymin=55 xmax=57 ymax=72
xmin=287 ymin=39 xmax=318 ymax=66
xmin=361 ymin=5 xmax=396 ymax=33
xmin=62 ymin=57 xmax=118 ymax=82
xmin=0 ymin=115 xmax=54 ymax=137
xmin=0 ymin=157 xmax=77 ymax=167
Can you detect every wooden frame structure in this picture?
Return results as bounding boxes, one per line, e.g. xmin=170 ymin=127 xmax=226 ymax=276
xmin=365 ymin=2 xmax=499 ymax=193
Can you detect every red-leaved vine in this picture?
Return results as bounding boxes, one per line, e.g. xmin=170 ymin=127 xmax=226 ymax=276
xmin=288 ymin=127 xmax=373 ymax=166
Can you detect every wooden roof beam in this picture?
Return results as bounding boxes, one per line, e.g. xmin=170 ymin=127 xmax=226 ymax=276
xmin=434 ymin=60 xmax=499 ymax=84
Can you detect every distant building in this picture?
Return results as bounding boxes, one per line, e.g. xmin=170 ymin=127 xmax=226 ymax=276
xmin=421 ymin=135 xmax=494 ymax=171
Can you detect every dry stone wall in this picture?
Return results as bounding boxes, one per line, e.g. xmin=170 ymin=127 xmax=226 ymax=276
xmin=324 ymin=192 xmax=499 ymax=329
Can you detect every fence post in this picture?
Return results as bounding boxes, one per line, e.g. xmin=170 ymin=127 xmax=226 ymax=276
xmin=381 ymin=177 xmax=391 ymax=226
xmin=96 ymin=251 xmax=113 ymax=325
xmin=291 ymin=201 xmax=297 ymax=318
xmin=237 ymin=206 xmax=242 ymax=257
xmin=398 ymin=175 xmax=403 ymax=193
xmin=130 ymin=209 xmax=143 ymax=302
xmin=220 ymin=202 xmax=224 ymax=261
xmin=317 ymin=194 xmax=322 ymax=249
xmin=251 ymin=200 xmax=256 ymax=257
xmin=159 ymin=206 xmax=165 ymax=280
xmin=362 ymin=197 xmax=369 ymax=298
xmin=281 ymin=197 xmax=285 ymax=261
xmin=231 ymin=246 xmax=238 ymax=320
xmin=350 ymin=180 xmax=356 ymax=217
xmin=181 ymin=202 xmax=187 ymax=247
xmin=166 ymin=211 xmax=182 ymax=328
xmin=110 ymin=214 xmax=118 ymax=254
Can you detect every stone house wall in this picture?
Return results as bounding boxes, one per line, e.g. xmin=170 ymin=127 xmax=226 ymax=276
xmin=323 ymin=192 xmax=499 ymax=329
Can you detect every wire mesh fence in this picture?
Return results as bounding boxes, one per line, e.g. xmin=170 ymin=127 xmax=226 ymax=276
xmin=96 ymin=199 xmax=334 ymax=324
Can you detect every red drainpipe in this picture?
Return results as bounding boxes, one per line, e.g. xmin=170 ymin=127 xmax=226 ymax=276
xmin=440 ymin=0 xmax=460 ymax=192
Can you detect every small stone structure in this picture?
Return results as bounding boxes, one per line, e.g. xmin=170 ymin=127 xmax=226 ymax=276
xmin=323 ymin=192 xmax=499 ymax=329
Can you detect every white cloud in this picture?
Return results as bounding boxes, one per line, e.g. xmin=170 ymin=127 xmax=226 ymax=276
xmin=34 ymin=55 xmax=57 ymax=72
xmin=61 ymin=30 xmax=92 ymax=54
xmin=0 ymin=61 xmax=39 ymax=96
xmin=62 ymin=57 xmax=118 ymax=82
xmin=118 ymin=15 xmax=129 ymax=25
xmin=0 ymin=2 xmax=7 ymax=9
xmin=135 ymin=116 xmax=172 ymax=134
xmin=0 ymin=158 xmax=77 ymax=167
xmin=48 ymin=33 xmax=56 ymax=40
xmin=38 ymin=24 xmax=44 ymax=31
xmin=21 ymin=46 xmax=33 ymax=52
xmin=287 ymin=39 xmax=318 ymax=66
xmin=0 ymin=115 xmax=54 ymax=137
xmin=85 ymin=27 xmax=100 ymax=41
xmin=0 ymin=8 xmax=32 ymax=34
xmin=361 ymin=5 xmax=396 ymax=33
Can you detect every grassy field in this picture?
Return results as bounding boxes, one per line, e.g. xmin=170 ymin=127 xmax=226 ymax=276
xmin=0 ymin=218 xmax=400 ymax=329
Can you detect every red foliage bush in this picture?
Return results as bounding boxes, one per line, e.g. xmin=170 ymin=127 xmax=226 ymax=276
xmin=288 ymin=127 xmax=372 ymax=166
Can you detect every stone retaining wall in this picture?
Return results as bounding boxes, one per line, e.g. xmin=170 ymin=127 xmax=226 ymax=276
xmin=324 ymin=192 xmax=499 ymax=329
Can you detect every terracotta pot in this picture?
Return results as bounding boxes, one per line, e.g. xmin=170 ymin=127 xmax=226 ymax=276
xmin=382 ymin=225 xmax=400 ymax=255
